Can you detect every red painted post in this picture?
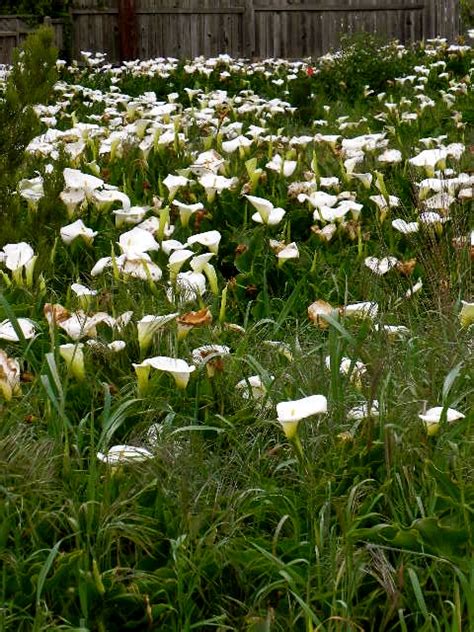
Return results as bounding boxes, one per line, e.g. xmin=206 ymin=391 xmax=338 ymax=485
xmin=118 ymin=0 xmax=138 ymax=61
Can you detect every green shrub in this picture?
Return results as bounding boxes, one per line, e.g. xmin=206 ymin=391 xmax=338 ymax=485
xmin=0 ymin=0 xmax=70 ymax=18
xmin=0 ymin=25 xmax=58 ymax=222
xmin=460 ymin=0 xmax=473 ymax=26
xmin=313 ymin=32 xmax=421 ymax=103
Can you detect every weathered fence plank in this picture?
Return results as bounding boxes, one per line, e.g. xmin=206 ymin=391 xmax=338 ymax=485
xmin=0 ymin=0 xmax=463 ymax=65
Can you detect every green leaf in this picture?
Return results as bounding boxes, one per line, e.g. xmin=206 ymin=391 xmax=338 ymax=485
xmin=97 ymin=398 xmax=139 ymax=450
xmin=442 ymin=362 xmax=463 ymax=402
xmin=407 ymin=567 xmax=429 ymax=619
xmin=36 ymin=539 xmax=64 ymax=607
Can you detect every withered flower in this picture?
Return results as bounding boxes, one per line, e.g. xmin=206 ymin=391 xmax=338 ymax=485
xmin=396 ymin=258 xmax=417 ymax=276
xmin=308 ymin=299 xmax=336 ymax=329
xmin=176 ymin=307 xmax=213 ymax=340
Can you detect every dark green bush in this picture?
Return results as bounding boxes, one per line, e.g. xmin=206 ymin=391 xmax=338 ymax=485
xmin=0 ymin=0 xmax=70 ymax=17
xmin=312 ymin=32 xmax=422 ymax=103
xmin=0 ymin=25 xmax=58 ymax=223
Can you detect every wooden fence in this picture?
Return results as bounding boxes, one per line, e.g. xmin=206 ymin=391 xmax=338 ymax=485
xmin=0 ymin=15 xmax=65 ymax=64
xmin=0 ymin=0 xmax=463 ymax=65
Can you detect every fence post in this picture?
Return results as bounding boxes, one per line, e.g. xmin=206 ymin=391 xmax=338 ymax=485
xmin=15 ymin=17 xmax=20 ymax=47
xmin=243 ymin=0 xmax=255 ymax=58
xmin=118 ymin=0 xmax=138 ymax=61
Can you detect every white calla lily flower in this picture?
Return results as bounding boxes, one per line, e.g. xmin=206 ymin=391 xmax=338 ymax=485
xmin=91 ymin=188 xmax=131 ymax=212
xmin=107 ymin=340 xmax=126 ymax=353
xmin=0 ymin=318 xmax=37 ymax=341
xmin=459 ymin=301 xmax=474 ymax=328
xmin=58 ymin=311 xmax=111 ymax=340
xmin=163 ymin=173 xmax=190 ymax=200
xmin=143 ymin=355 xmax=196 ymax=389
xmin=118 ymin=227 xmax=160 ymax=257
xmin=266 ymin=153 xmax=297 ymax=177
xmin=161 ymin=239 xmax=186 ymax=256
xmin=391 ymin=219 xmax=419 ymax=234
xmin=59 ymin=343 xmax=85 ymax=380
xmin=71 ymin=283 xmax=97 ymax=297
xmin=419 ymin=406 xmax=465 ymax=435
xmin=277 ymin=394 xmax=327 ymax=439
xmin=408 ymin=148 xmax=448 ymax=176
xmin=172 ymin=200 xmax=204 ymax=228
xmin=198 ymin=173 xmax=238 ymax=203
xmin=343 ymin=302 xmax=378 ymax=319
xmin=276 ymin=242 xmax=299 ymax=265
xmin=63 ymin=168 xmax=104 ymax=193
xmin=2 ymin=242 xmax=35 ymax=271
xmin=19 ymin=175 xmax=44 ymax=206
xmin=60 ymin=219 xmax=97 ymax=245
xmin=168 ymin=249 xmax=194 ymax=279
xmin=137 ymin=313 xmax=179 ymax=354
xmin=222 ymin=134 xmax=253 ymax=155
xmin=378 ymin=149 xmax=402 ymax=163
xmin=1 ymin=242 xmax=37 ymax=286
xmin=0 ymin=350 xmax=21 ymax=400
xmin=236 ymin=374 xmax=274 ymax=400
xmin=97 ymin=445 xmax=153 ymax=465
xmin=405 ymin=279 xmax=423 ymax=298
xmin=364 ymin=256 xmax=399 ymax=275
xmin=298 ymin=191 xmax=338 ymax=208
xmin=187 ymin=230 xmax=221 ymax=254
xmin=113 ymin=206 xmax=149 ymax=228
xmin=347 ymin=401 xmax=379 ymax=420
xmin=190 ymin=254 xmax=218 ymax=294
xmin=245 ymin=195 xmax=286 ymax=226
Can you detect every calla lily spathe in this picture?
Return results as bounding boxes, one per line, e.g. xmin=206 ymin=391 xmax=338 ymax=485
xmin=391 ymin=219 xmax=419 ymax=234
xmin=143 ymin=355 xmax=196 ymax=389
xmin=191 ymin=345 xmax=230 ymax=376
xmin=277 ymin=394 xmax=328 ymax=439
xmin=187 ymin=230 xmax=221 ymax=254
xmin=137 ymin=313 xmax=179 ymax=354
xmin=459 ymin=301 xmax=474 ymax=328
xmin=59 ymin=343 xmax=85 ymax=380
xmin=198 ymin=173 xmax=238 ymax=202
xmin=266 ymin=153 xmax=297 ymax=177
xmin=347 ymin=401 xmax=380 ymax=420
xmin=1 ymin=242 xmax=37 ymax=286
xmin=97 ymin=444 xmax=153 ymax=465
xmin=19 ymin=175 xmax=44 ymax=206
xmin=118 ymin=227 xmax=160 ymax=257
xmin=245 ymin=195 xmax=286 ymax=226
xmin=343 ymin=302 xmax=379 ymax=320
xmin=275 ymin=242 xmax=299 ymax=265
xmin=168 ymin=249 xmax=194 ymax=279
xmin=236 ymin=374 xmax=274 ymax=400
xmin=163 ymin=173 xmax=191 ymax=200
xmin=364 ymin=256 xmax=399 ymax=276
xmin=0 ymin=350 xmax=21 ymax=400
xmin=419 ymin=406 xmax=465 ymax=435
xmin=172 ymin=200 xmax=204 ymax=228
xmin=71 ymin=283 xmax=97 ymax=309
xmin=60 ymin=219 xmax=97 ymax=245
xmin=0 ymin=318 xmax=36 ymax=342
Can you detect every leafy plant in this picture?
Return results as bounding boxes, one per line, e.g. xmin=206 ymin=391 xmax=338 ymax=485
xmin=0 ymin=25 xmax=57 ymax=225
xmin=312 ymin=33 xmax=422 ymax=103
xmin=0 ymin=0 xmax=70 ymax=18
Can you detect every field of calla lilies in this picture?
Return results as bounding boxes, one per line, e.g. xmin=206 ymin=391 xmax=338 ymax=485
xmin=0 ymin=26 xmax=473 ymax=631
